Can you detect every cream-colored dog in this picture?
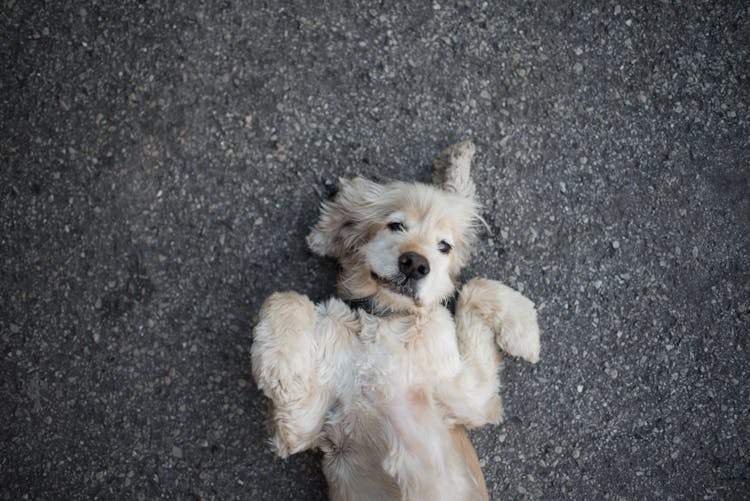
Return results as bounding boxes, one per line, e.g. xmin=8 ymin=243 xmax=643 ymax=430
xmin=251 ymin=141 xmax=540 ymax=500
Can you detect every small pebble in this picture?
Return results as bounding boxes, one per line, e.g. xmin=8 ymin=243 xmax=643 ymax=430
xmin=573 ymin=62 xmax=583 ymax=74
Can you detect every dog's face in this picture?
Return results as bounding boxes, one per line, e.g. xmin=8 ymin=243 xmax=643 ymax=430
xmin=308 ymin=178 xmax=478 ymax=310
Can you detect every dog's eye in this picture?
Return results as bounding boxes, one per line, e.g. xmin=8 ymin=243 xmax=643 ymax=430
xmin=438 ymin=241 xmax=452 ymax=254
xmin=387 ymin=222 xmax=406 ymax=232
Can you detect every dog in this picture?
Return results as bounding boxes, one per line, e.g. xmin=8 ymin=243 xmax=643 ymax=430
xmin=251 ymin=141 xmax=541 ymax=500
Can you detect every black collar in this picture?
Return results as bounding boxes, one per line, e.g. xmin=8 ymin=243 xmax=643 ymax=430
xmin=343 ymin=291 xmax=459 ymax=317
xmin=343 ymin=297 xmax=380 ymax=315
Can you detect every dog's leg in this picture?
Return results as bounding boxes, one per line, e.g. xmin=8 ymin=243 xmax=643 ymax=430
xmin=451 ymin=427 xmax=489 ymax=501
xmin=439 ymin=279 xmax=540 ymax=427
xmin=460 ymin=278 xmax=541 ymax=363
xmin=251 ymin=292 xmax=331 ymax=457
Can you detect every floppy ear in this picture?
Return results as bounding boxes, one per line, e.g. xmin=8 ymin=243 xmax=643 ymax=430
xmin=434 ymin=141 xmax=483 ymax=271
xmin=432 ymin=140 xmax=477 ymax=201
xmin=307 ymin=177 xmax=385 ymax=259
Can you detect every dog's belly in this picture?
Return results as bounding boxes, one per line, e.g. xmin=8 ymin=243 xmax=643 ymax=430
xmin=316 ymin=314 xmax=475 ymax=500
xmin=320 ymin=381 xmax=477 ymax=501
xmin=312 ymin=302 xmax=481 ymax=499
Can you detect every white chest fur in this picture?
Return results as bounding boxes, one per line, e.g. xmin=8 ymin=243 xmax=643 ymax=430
xmin=315 ymin=299 xmax=462 ymax=404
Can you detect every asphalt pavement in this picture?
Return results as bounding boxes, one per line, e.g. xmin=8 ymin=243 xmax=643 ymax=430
xmin=2 ymin=1 xmax=749 ymax=499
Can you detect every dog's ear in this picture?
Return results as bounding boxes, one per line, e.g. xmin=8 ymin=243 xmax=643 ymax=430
xmin=307 ymin=177 xmax=384 ymax=259
xmin=433 ymin=141 xmax=484 ymax=272
xmin=432 ymin=140 xmax=477 ymax=201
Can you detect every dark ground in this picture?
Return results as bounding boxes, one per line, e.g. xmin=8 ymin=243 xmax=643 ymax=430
xmin=2 ymin=1 xmax=749 ymax=499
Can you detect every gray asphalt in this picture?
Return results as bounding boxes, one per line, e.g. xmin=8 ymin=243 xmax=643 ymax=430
xmin=2 ymin=1 xmax=749 ymax=499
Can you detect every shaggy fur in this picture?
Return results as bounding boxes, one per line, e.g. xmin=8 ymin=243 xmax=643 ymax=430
xmin=251 ymin=141 xmax=541 ymax=500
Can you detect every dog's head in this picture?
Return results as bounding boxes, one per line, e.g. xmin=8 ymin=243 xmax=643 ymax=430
xmin=307 ymin=143 xmax=480 ymax=311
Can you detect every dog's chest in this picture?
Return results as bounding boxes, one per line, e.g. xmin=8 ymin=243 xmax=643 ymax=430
xmin=346 ymin=308 xmax=462 ymax=395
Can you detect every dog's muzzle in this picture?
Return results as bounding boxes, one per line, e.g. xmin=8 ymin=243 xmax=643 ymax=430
xmin=371 ymin=271 xmax=420 ymax=300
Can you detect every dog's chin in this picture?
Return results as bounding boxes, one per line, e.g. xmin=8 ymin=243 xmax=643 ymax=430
xmin=370 ymin=271 xmax=422 ymax=306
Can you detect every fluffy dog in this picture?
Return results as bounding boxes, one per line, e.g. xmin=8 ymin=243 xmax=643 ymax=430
xmin=251 ymin=141 xmax=541 ymax=500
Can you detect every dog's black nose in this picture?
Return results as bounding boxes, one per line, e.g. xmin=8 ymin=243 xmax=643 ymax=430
xmin=398 ymin=252 xmax=430 ymax=280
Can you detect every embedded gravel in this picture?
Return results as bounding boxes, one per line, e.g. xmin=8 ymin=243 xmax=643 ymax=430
xmin=2 ymin=1 xmax=749 ymax=499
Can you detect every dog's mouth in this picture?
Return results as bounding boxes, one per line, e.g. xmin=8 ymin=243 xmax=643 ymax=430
xmin=371 ymin=271 xmax=419 ymax=302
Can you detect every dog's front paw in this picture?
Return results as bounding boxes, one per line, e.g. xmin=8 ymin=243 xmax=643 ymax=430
xmin=251 ymin=292 xmax=327 ymax=456
xmin=459 ymin=279 xmax=541 ymax=363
